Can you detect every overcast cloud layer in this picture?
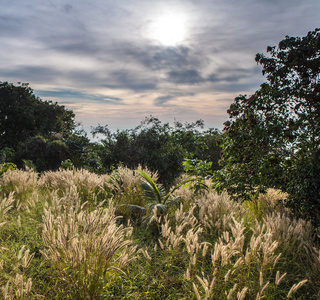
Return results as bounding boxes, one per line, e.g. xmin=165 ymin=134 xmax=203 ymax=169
xmin=1 ymin=0 xmax=319 ymax=132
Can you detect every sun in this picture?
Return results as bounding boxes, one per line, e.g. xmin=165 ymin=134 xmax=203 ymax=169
xmin=149 ymin=13 xmax=186 ymax=46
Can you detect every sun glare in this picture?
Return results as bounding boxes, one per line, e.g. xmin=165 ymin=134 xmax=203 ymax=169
xmin=149 ymin=13 xmax=186 ymax=46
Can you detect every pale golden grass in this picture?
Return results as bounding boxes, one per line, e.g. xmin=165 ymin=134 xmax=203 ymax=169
xmin=0 ymin=167 xmax=318 ymax=298
xmin=265 ymin=212 xmax=313 ymax=255
xmin=258 ymin=188 xmax=288 ymax=211
xmin=0 ymin=193 xmax=15 ymax=226
xmin=157 ymin=204 xmax=203 ymax=259
xmin=0 ymin=169 xmax=38 ymax=202
xmin=170 ymin=174 xmax=199 ymax=205
xmin=287 ymin=279 xmax=308 ymax=298
xmin=150 ymin=188 xmax=315 ymax=299
xmin=108 ymin=166 xmax=156 ymax=207
xmin=1 ymin=246 xmax=36 ymax=299
xmin=41 ymin=191 xmax=137 ymax=298
xmin=197 ymin=190 xmax=244 ymax=238
xmin=38 ymin=168 xmax=109 ymax=202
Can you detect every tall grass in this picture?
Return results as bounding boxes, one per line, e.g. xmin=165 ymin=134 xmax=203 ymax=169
xmin=0 ymin=167 xmax=319 ymax=298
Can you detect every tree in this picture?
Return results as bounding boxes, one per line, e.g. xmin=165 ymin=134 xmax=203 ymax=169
xmin=215 ymin=28 xmax=320 ymax=225
xmin=92 ymin=116 xmax=221 ymax=187
xmin=15 ymin=135 xmax=69 ymax=171
xmin=0 ymin=82 xmax=75 ymax=150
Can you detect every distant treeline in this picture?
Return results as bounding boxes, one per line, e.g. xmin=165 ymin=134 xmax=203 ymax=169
xmin=0 ymin=82 xmax=221 ymax=187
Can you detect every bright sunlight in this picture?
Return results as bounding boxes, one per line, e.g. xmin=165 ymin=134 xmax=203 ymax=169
xmin=148 ymin=13 xmax=187 ymax=46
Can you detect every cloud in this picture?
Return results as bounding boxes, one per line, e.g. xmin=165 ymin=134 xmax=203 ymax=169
xmin=36 ymin=89 xmax=124 ymax=105
xmin=121 ymin=44 xmax=206 ymax=71
xmin=154 ymin=95 xmax=173 ymax=106
xmin=108 ymin=70 xmax=158 ymax=91
xmin=1 ymin=66 xmax=61 ymax=84
xmin=166 ymin=69 xmax=204 ymax=84
xmin=208 ymin=66 xmax=261 ymax=83
xmin=1 ymin=0 xmax=319 ymax=132
xmin=62 ymin=4 xmax=73 ymax=14
xmin=154 ymin=91 xmax=194 ymax=106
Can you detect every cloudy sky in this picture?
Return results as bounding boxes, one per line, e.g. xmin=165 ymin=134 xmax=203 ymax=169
xmin=1 ymin=0 xmax=319 ymax=133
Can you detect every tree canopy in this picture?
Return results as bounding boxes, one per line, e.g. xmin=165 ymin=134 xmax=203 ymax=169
xmin=92 ymin=116 xmax=221 ymax=187
xmin=215 ymin=28 xmax=320 ymax=225
xmin=0 ymin=82 xmax=75 ymax=150
xmin=0 ymin=81 xmax=221 ymax=179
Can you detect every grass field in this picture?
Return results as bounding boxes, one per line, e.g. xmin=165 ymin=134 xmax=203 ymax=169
xmin=0 ymin=167 xmax=319 ymax=299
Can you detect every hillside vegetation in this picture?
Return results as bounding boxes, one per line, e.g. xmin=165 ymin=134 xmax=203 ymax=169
xmin=0 ymin=167 xmax=319 ymax=299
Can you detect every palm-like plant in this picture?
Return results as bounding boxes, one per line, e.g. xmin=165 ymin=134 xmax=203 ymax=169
xmin=116 ymin=170 xmax=182 ymax=223
xmin=116 ymin=169 xmax=208 ymax=225
xmin=136 ymin=169 xmax=180 ymax=214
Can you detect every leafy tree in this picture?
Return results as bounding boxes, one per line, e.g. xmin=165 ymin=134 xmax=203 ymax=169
xmin=0 ymin=82 xmax=75 ymax=150
xmin=63 ymin=129 xmax=103 ymax=172
xmin=15 ymin=135 xmax=69 ymax=172
xmin=92 ymin=116 xmax=221 ymax=187
xmin=215 ymin=28 xmax=320 ymax=225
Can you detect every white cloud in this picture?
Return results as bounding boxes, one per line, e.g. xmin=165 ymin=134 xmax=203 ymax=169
xmin=1 ymin=0 xmax=319 ymax=131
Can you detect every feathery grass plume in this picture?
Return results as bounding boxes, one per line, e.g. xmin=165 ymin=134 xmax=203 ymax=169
xmin=197 ymin=191 xmax=244 ymax=239
xmin=196 ymin=274 xmax=216 ymax=300
xmin=211 ymin=218 xmax=246 ymax=268
xmin=1 ymin=246 xmax=35 ymax=300
xmin=109 ymin=167 xmax=157 ymax=223
xmin=157 ymin=204 xmax=205 ymax=261
xmin=41 ymin=195 xmax=137 ymax=299
xmin=265 ymin=212 xmax=312 ymax=254
xmin=227 ymin=283 xmax=238 ymax=299
xmin=38 ymin=168 xmax=75 ymax=193
xmin=0 ymin=193 xmax=14 ymax=226
xmin=237 ymin=286 xmax=248 ymax=300
xmin=287 ymin=279 xmax=308 ymax=298
xmin=264 ymin=211 xmax=320 ymax=289
xmin=110 ymin=166 xmax=155 ymax=206
xmin=39 ymin=168 xmax=108 ymax=203
xmin=193 ymin=282 xmax=202 ymax=300
xmin=170 ymin=173 xmax=197 ymax=206
xmin=244 ymin=188 xmax=288 ymax=220
xmin=275 ymin=270 xmax=287 ymax=286
xmin=0 ymin=169 xmax=38 ymax=204
xmin=185 ymin=189 xmax=320 ymax=299
xmin=258 ymin=188 xmax=288 ymax=215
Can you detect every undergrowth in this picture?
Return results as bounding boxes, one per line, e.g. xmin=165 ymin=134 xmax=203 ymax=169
xmin=0 ymin=167 xmax=319 ymax=299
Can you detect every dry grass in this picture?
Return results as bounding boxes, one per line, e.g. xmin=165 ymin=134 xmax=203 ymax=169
xmin=38 ymin=168 xmax=109 ymax=204
xmin=0 ymin=168 xmax=319 ymax=299
xmin=108 ymin=166 xmax=157 ymax=207
xmin=147 ymin=187 xmax=319 ymax=299
xmin=41 ymin=190 xmax=137 ymax=298
xmin=0 ymin=169 xmax=38 ymax=204
xmin=1 ymin=246 xmax=36 ymax=299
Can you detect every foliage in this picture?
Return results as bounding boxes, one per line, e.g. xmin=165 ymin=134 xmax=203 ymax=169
xmin=116 ymin=169 xmax=185 ymax=225
xmin=92 ymin=116 xmax=221 ymax=187
xmin=63 ymin=128 xmax=104 ymax=173
xmin=60 ymin=159 xmax=74 ymax=170
xmin=0 ymin=168 xmax=319 ymax=299
xmin=183 ymin=158 xmax=212 ymax=178
xmin=0 ymin=82 xmax=75 ymax=150
xmin=215 ymin=28 xmax=320 ymax=224
xmin=183 ymin=158 xmax=212 ymax=194
xmin=0 ymin=163 xmax=17 ymax=177
xmin=0 ymin=148 xmax=15 ymax=164
xmin=15 ymin=135 xmax=69 ymax=172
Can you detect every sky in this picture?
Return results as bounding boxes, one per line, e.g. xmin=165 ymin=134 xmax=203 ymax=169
xmin=1 ymin=0 xmax=319 ymax=134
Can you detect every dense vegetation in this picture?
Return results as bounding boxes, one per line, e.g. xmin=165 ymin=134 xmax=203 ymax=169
xmin=1 ymin=28 xmax=320 ymax=298
xmin=0 ymin=167 xmax=319 ymax=299
xmin=216 ymin=28 xmax=320 ymax=226
xmin=0 ymin=82 xmax=221 ymax=186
